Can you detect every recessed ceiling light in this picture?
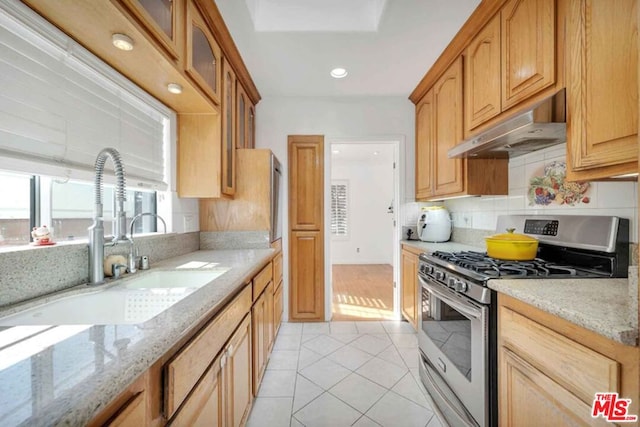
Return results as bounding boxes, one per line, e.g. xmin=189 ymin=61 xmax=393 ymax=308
xmin=167 ymin=83 xmax=183 ymax=94
xmin=332 ymin=149 xmax=340 ymax=154
xmin=373 ymin=151 xmax=379 ymax=155
xmin=330 ymin=68 xmax=348 ymax=79
xmin=112 ymin=33 xmax=134 ymax=51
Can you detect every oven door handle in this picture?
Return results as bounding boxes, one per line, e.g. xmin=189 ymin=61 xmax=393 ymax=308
xmin=419 ymin=276 xmax=482 ymax=320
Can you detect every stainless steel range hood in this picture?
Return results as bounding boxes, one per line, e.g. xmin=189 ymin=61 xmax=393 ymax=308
xmin=448 ymin=91 xmax=566 ymax=159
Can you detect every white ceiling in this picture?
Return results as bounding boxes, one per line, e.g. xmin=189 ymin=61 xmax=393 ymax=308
xmin=214 ymin=0 xmax=480 ymax=97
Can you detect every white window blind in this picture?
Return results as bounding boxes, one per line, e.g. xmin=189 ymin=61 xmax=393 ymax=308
xmin=331 ymin=181 xmax=348 ymax=237
xmin=0 ymin=1 xmax=169 ymax=189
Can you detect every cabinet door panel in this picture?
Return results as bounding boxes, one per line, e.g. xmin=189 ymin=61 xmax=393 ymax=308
xmin=169 ymin=356 xmax=223 ymax=427
xmin=251 ymin=292 xmax=267 ymax=396
xmin=501 ymin=0 xmax=555 ymax=109
xmin=415 ymin=90 xmax=434 ymax=200
xmin=289 ymin=137 xmax=324 ymax=230
xmin=500 ymin=348 xmax=605 ymax=427
xmin=236 ymin=84 xmax=248 ymax=149
xmin=433 ymin=57 xmax=464 ymax=196
xmin=290 ymin=230 xmax=324 ymax=320
xmin=222 ymin=59 xmax=236 ymax=196
xmin=185 ymin=1 xmax=221 ymax=105
xmin=465 ymin=14 xmax=501 ymax=132
xmin=401 ymin=250 xmax=418 ymax=330
xmin=274 ymin=282 xmax=283 ymax=334
xmin=566 ymin=0 xmax=638 ymax=177
xmin=117 ymin=0 xmax=181 ymax=60
xmin=226 ymin=315 xmax=252 ymax=427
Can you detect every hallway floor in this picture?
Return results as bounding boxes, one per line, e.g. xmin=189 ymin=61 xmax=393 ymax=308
xmin=246 ymin=321 xmax=444 ymax=427
xmin=332 ymin=265 xmax=394 ymax=321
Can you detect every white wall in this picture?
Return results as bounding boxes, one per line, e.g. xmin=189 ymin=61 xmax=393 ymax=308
xmin=444 ymin=143 xmax=639 ymax=243
xmin=256 ymin=95 xmax=415 ymax=320
xmin=331 ymin=155 xmax=394 ymax=264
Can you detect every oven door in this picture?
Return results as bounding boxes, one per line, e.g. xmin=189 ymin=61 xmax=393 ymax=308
xmin=418 ymin=274 xmax=488 ymax=427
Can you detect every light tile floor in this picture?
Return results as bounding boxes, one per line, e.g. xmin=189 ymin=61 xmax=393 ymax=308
xmin=246 ymin=321 xmax=446 ymax=427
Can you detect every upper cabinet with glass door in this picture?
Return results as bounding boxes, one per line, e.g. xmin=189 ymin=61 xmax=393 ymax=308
xmin=185 ymin=1 xmax=222 ymax=105
xmin=115 ymin=0 xmax=183 ymax=61
xmin=222 ymin=58 xmax=236 ymax=196
xmin=236 ymin=83 xmax=256 ymax=148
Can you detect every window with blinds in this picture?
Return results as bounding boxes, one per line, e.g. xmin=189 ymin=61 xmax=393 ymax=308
xmin=331 ymin=181 xmax=348 ymax=237
xmin=0 ymin=1 xmax=170 ymax=189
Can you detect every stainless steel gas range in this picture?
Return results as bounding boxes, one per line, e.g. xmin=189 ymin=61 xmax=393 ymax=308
xmin=417 ymin=215 xmax=630 ymax=427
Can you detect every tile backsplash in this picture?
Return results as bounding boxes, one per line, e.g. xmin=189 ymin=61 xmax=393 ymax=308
xmin=444 ymin=143 xmax=638 ymax=243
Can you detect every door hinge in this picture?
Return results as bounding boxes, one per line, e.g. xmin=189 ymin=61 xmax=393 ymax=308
xmin=393 ymin=220 xmax=396 ymax=227
xmin=393 ymin=281 xmax=397 ymax=288
xmin=393 ymin=162 xmax=396 ymax=169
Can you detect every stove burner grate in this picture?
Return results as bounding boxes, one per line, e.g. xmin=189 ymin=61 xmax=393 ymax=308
xmin=431 ymin=251 xmax=580 ymax=278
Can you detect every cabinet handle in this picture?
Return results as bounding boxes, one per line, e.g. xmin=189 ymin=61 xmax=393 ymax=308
xmin=221 ymin=354 xmax=227 ymax=368
xmin=227 ymin=344 xmax=234 ymax=355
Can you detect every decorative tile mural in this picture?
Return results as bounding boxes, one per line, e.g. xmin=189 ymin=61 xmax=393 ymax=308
xmin=527 ymin=161 xmax=591 ymax=206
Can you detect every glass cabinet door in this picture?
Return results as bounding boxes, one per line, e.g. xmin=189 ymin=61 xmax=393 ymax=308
xmin=248 ymin=105 xmax=255 ymax=149
xmin=222 ymin=58 xmax=236 ymax=196
xmin=237 ymin=86 xmax=246 ymax=148
xmin=117 ymin=0 xmax=181 ymax=60
xmin=185 ymin=1 xmax=222 ymax=105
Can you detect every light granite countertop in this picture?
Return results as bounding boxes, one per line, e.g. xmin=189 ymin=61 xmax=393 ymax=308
xmin=400 ymin=239 xmax=483 ymax=253
xmin=0 ymin=248 xmax=274 ymax=427
xmin=488 ymin=278 xmax=638 ymax=346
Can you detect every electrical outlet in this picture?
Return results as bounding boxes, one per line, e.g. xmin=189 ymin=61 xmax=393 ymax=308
xmin=356 ymin=247 xmax=360 ymax=253
xmin=183 ymin=214 xmax=195 ymax=232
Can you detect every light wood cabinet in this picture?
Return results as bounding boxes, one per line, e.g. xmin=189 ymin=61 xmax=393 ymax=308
xmin=185 ymin=0 xmax=222 ymax=105
xmin=164 ymin=285 xmax=251 ymax=419
xmin=415 ymin=90 xmax=434 ymax=200
xmin=566 ymin=0 xmax=638 ymax=181
xmin=247 ymin=104 xmax=256 ymax=149
xmin=115 ymin=0 xmax=182 ymax=61
xmin=171 ymin=314 xmax=252 ymax=427
xmin=274 ymin=281 xmax=284 ymax=335
xmin=289 ymin=230 xmax=324 ymax=321
xmin=225 ymin=314 xmax=252 ymax=427
xmin=464 ymin=13 xmax=501 ymax=134
xmin=501 ymin=0 xmax=556 ymax=109
xmin=89 ymin=372 xmax=149 ymax=427
xmin=289 ymin=135 xmax=325 ymax=322
xmin=236 ymin=83 xmax=256 ymax=149
xmin=178 ymin=113 xmax=226 ymax=198
xmin=498 ymin=294 xmax=640 ymax=425
xmin=289 ymin=137 xmax=324 ymax=231
xmin=170 ymin=354 xmax=223 ymax=426
xmin=251 ymin=286 xmax=268 ymax=395
xmin=433 ymin=57 xmax=465 ymax=196
xmin=415 ymin=58 xmax=508 ymax=201
xmin=221 ymin=58 xmax=237 ymax=197
xmin=400 ymin=247 xmax=419 ymax=330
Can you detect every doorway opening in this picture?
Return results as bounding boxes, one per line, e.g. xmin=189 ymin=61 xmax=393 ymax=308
xmin=327 ymin=141 xmax=400 ymax=321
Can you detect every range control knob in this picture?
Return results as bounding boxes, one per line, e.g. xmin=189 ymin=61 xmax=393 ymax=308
xmin=453 ymin=281 xmax=468 ymax=292
xmin=447 ymin=277 xmax=456 ymax=288
xmin=434 ymin=270 xmax=445 ymax=281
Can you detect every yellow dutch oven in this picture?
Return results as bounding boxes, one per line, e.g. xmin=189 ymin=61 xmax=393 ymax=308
xmin=485 ymin=228 xmax=539 ymax=261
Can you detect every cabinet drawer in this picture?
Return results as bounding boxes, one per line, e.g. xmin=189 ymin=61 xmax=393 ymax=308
xmin=107 ymin=391 xmax=146 ymax=427
xmin=499 ymin=306 xmax=619 ymax=403
xmin=273 ymin=253 xmax=283 ymax=288
xmin=253 ymin=262 xmax=273 ymax=301
xmin=169 ymin=353 xmax=223 ymax=427
xmin=165 ymin=284 xmax=251 ymax=418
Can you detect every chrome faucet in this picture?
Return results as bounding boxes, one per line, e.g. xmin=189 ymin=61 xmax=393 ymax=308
xmin=88 ymin=148 xmax=129 ymax=285
xmin=127 ymin=212 xmax=167 ymax=273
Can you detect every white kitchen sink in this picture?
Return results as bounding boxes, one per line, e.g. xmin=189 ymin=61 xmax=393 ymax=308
xmin=0 ymin=269 xmax=228 ymax=326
